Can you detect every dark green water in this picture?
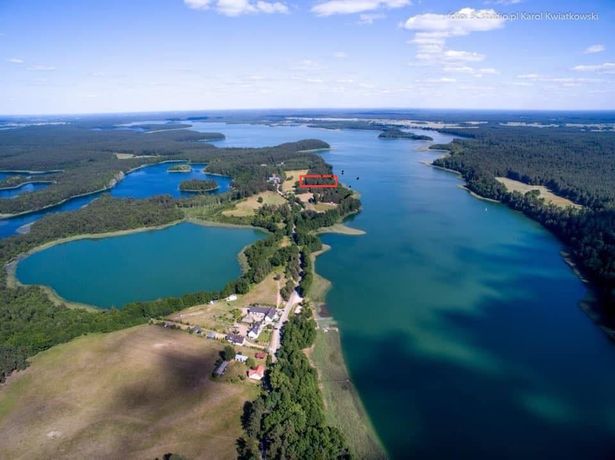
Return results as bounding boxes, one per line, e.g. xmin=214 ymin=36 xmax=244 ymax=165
xmin=16 ymin=222 xmax=262 ymax=308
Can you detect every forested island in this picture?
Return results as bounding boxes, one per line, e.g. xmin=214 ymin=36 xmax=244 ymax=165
xmin=167 ymin=164 xmax=192 ymax=173
xmin=179 ymin=179 xmax=218 ymax=193
xmin=378 ymin=128 xmax=433 ymax=141
xmin=432 ymin=125 xmax=615 ymax=314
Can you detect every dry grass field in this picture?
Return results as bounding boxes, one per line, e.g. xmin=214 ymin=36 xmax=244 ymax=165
xmin=495 ymin=177 xmax=582 ymax=209
xmin=282 ymin=169 xmax=308 ymax=192
xmin=222 ymin=191 xmax=286 ymax=217
xmin=0 ymin=325 xmax=258 ymax=460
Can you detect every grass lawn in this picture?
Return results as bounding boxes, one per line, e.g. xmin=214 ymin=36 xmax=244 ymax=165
xmin=282 ymin=169 xmax=308 ymax=192
xmin=308 ymin=330 xmax=386 ymax=460
xmin=0 ymin=325 xmax=258 ymax=460
xmin=169 ymin=272 xmax=282 ymax=332
xmin=222 ymin=191 xmax=286 ymax=217
xmin=495 ymin=177 xmax=582 ymax=209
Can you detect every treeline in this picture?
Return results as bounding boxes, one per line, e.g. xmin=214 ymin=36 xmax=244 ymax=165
xmin=0 ymin=194 xmax=281 ymax=381
xmin=378 ymin=128 xmax=433 ymax=141
xmin=179 ymin=179 xmax=218 ymax=193
xmin=434 ymin=125 xmax=615 ymax=209
xmin=0 ymin=122 xmax=328 ymax=214
xmin=204 ymin=139 xmax=330 ymax=198
xmin=433 ymin=126 xmax=615 ymax=308
xmin=238 ymin=307 xmax=350 ymax=459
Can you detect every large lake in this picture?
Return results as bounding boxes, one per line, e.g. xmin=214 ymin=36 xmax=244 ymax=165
xmin=16 ymin=222 xmax=262 ymax=308
xmin=8 ymin=120 xmax=615 ymax=457
xmin=190 ymin=122 xmax=615 ymax=457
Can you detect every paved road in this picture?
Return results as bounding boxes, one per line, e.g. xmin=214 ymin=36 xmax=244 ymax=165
xmin=268 ymin=289 xmax=302 ymax=361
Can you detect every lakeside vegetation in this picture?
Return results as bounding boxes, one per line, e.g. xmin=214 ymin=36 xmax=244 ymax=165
xmin=167 ymin=163 xmax=192 ymax=173
xmin=0 ymin=123 xmax=326 ymax=214
xmin=239 ymin=307 xmax=349 ymax=459
xmin=0 ymin=127 xmax=365 ymax=458
xmin=432 ymin=125 xmax=615 ymax=312
xmin=378 ymin=128 xmax=433 ymax=141
xmin=179 ymin=179 xmax=219 ymax=193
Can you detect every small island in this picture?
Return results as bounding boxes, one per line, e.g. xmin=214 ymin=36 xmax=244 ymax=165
xmin=179 ymin=179 xmax=219 ymax=193
xmin=167 ymin=164 xmax=192 ymax=173
xmin=378 ymin=128 xmax=433 ymax=141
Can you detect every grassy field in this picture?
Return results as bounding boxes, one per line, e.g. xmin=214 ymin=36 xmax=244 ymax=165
xmin=222 ymin=191 xmax=286 ymax=217
xmin=282 ymin=169 xmax=308 ymax=192
xmin=308 ymin=330 xmax=386 ymax=459
xmin=0 ymin=325 xmax=258 ymax=460
xmin=168 ymin=272 xmax=282 ymax=331
xmin=495 ymin=177 xmax=582 ymax=209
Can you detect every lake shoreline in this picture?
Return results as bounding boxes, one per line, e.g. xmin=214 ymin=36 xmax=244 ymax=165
xmin=0 ymin=160 xmax=230 ymax=220
xmin=6 ymin=217 xmax=265 ymax=310
xmin=308 ymin=220 xmax=386 ymax=459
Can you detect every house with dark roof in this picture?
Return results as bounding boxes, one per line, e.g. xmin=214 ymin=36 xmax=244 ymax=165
xmin=213 ymin=360 xmax=229 ymax=377
xmin=248 ymin=322 xmax=264 ymax=339
xmin=226 ymin=334 xmax=245 ymax=346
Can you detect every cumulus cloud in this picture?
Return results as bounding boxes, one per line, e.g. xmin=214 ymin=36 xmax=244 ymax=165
xmin=312 ymin=0 xmax=410 ymax=17
xmin=184 ymin=0 xmax=288 ymax=16
xmin=572 ymin=62 xmax=615 ymax=74
xmin=405 ymin=8 xmax=504 ymax=66
xmin=404 ymin=8 xmax=504 ymax=36
xmin=583 ymin=44 xmax=605 ymax=54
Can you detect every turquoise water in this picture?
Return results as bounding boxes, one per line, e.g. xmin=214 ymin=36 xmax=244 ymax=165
xmin=9 ymin=120 xmax=615 ymax=457
xmin=16 ymin=222 xmax=262 ymax=308
xmin=184 ymin=122 xmax=615 ymax=458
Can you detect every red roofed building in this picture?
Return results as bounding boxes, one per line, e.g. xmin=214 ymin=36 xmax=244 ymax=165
xmin=247 ymin=365 xmax=266 ymax=381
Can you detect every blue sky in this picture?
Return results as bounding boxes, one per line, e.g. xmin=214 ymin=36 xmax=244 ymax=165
xmin=0 ymin=0 xmax=614 ymax=114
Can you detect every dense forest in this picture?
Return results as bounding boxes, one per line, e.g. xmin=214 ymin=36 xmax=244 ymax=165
xmin=0 ymin=195 xmax=279 ymax=381
xmin=378 ymin=128 xmax=433 ymax=141
xmin=179 ymin=179 xmax=219 ymax=193
xmin=238 ymin=307 xmax=349 ymax=459
xmin=432 ymin=126 xmax=615 ymax=310
xmin=0 ymin=124 xmax=328 ymax=214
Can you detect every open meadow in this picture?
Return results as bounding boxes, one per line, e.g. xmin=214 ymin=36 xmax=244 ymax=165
xmin=0 ymin=325 xmax=258 ymax=460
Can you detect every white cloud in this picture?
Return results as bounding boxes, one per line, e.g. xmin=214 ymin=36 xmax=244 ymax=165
xmin=184 ymin=0 xmax=288 ymax=15
xmin=443 ymin=50 xmax=485 ymax=62
xmin=404 ymin=8 xmax=504 ymax=36
xmin=572 ymin=62 xmax=615 ymax=74
xmin=312 ymin=0 xmax=410 ymax=17
xmin=7 ymin=57 xmax=24 ymax=64
xmin=583 ymin=44 xmax=605 ymax=54
xmin=405 ymin=8 xmax=503 ymax=68
xmin=357 ymin=12 xmax=385 ymax=24
xmin=333 ymin=51 xmax=348 ymax=59
xmin=444 ymin=65 xmax=498 ymax=77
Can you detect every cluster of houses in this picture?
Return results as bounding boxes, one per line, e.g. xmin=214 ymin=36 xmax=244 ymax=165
xmin=224 ymin=305 xmax=280 ymax=345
